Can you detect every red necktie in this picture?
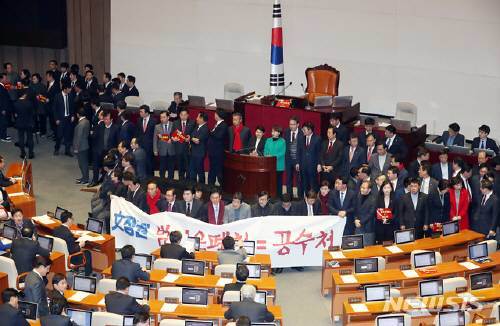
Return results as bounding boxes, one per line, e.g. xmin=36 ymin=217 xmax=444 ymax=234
xmin=327 ymin=141 xmax=332 ymax=152
xmin=367 ymin=147 xmax=372 ymax=161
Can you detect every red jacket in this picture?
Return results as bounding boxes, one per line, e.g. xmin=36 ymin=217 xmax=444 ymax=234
xmin=449 ymin=188 xmax=470 ymax=230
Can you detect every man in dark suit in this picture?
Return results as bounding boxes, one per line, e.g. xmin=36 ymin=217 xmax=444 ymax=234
xmin=408 ymin=147 xmax=430 ymax=178
xmin=154 ymin=111 xmax=176 ymax=180
xmin=319 ymin=127 xmax=344 ymax=184
xmin=0 ymin=288 xmax=29 ymax=325
xmin=123 ymin=172 xmax=148 ymax=212
xmin=471 ymin=125 xmax=499 ymax=154
xmin=431 ymin=148 xmax=453 ymax=181
xmin=224 ymin=284 xmax=274 ymax=323
xmin=111 ymin=245 xmax=150 ymax=282
xmin=399 ymin=178 xmax=429 ymax=239
xmin=0 ymin=73 xmax=14 ymax=142
xmin=117 ymin=72 xmax=128 ymax=94
xmin=364 ymin=133 xmax=377 ymax=163
xmin=11 ymin=227 xmax=50 ymax=274
xmin=88 ymin=110 xmax=118 ymax=186
xmin=24 ymin=255 xmax=52 ymax=317
xmin=100 ymin=72 xmax=113 ymax=101
xmin=329 ymin=176 xmax=357 ymax=235
xmin=354 ymin=180 xmax=377 ymax=245
xmin=283 ymin=116 xmax=304 ymax=198
xmin=53 ymin=82 xmax=75 ymax=156
xmin=342 ymin=134 xmax=366 ymax=177
xmin=472 ymin=151 xmax=488 ymax=176
xmin=387 ymin=166 xmax=405 ymax=199
xmin=45 ymin=70 xmax=60 ymax=138
xmin=472 ymin=180 xmax=498 ymax=237
xmin=73 ymin=108 xmax=90 ymax=184
xmin=427 ymin=180 xmax=451 ymax=226
xmin=53 ymin=211 xmax=93 ymax=276
xmin=247 ymin=126 xmax=266 ymax=156
xmin=105 ymin=277 xmax=149 ymax=315
xmin=164 ymin=188 xmax=182 ymax=213
xmin=418 ymin=161 xmax=439 ymax=195
xmin=160 ymin=230 xmax=194 ymax=260
xmin=84 ymin=70 xmax=98 ymax=99
xmin=201 ymin=189 xmax=225 ymax=225
xmin=435 ymin=122 xmax=465 ymax=147
xmin=358 ymin=117 xmax=380 ymax=148
xmin=130 ymin=138 xmax=147 ymax=182
xmin=117 ymin=107 xmax=135 ymax=147
xmin=384 ymin=125 xmax=408 ymax=159
xmin=299 ymin=122 xmax=321 ymax=194
xmin=40 ymin=297 xmax=73 ymax=326
xmin=228 ymin=112 xmax=251 ymax=153
xmin=111 ymin=83 xmax=126 ymax=106
xmin=167 ymin=91 xmax=183 ymax=120
xmin=189 ymin=112 xmax=209 ymax=183
xmin=329 ymin=113 xmax=349 ymax=145
xmin=271 ymin=193 xmax=297 ymax=216
xmin=4 ymin=208 xmax=36 ymax=239
xmin=13 ymin=88 xmax=35 ymax=158
xmin=135 ymin=105 xmax=156 ymax=177
xmin=208 ymin=109 xmax=228 ymax=185
xmin=179 ymin=187 xmax=203 ymax=218
xmin=222 ymin=264 xmax=249 ymax=297
xmin=293 ymin=190 xmax=321 ymax=216
xmin=172 ymin=108 xmax=195 ymax=180
xmin=251 ymin=191 xmax=273 ymax=217
xmin=125 ymin=75 xmax=139 ymax=96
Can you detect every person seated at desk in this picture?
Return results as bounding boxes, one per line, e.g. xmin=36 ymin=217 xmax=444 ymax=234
xmin=224 ymin=284 xmax=274 ymax=323
xmin=0 ymin=288 xmax=29 ymax=326
xmin=384 ymin=125 xmax=408 ymax=159
xmin=235 ymin=316 xmax=251 ymax=326
xmin=179 ymin=186 xmax=203 ymax=219
xmin=472 ymin=124 xmax=499 ymax=154
xmin=105 ymin=277 xmax=150 ymax=315
xmin=145 ymin=180 xmax=167 ymax=214
xmin=0 ymin=155 xmax=17 ymax=188
xmin=24 ymin=255 xmax=52 ymax=317
xmin=247 ymin=125 xmax=266 ymax=156
xmin=41 ymin=297 xmax=74 ymax=326
xmin=228 ymin=112 xmax=251 ymax=153
xmin=431 ymin=148 xmax=452 ymax=181
xmin=4 ymin=208 xmax=36 ymax=239
xmin=251 ymin=191 xmax=273 ymax=217
xmin=218 ymin=235 xmax=247 ymax=265
xmin=48 ymin=273 xmax=68 ymax=305
xmin=112 ymin=245 xmax=150 ymax=282
xmin=201 ymin=189 xmax=225 ymax=224
xmin=224 ymin=192 xmax=252 ymax=223
xmin=11 ymin=226 xmax=50 ymax=274
xmin=132 ymin=312 xmax=150 ymax=326
xmin=53 ymin=211 xmax=93 ymax=276
xmin=123 ymin=171 xmax=148 ymax=212
xmin=293 ymin=190 xmax=321 ymax=216
xmin=223 ymin=264 xmax=250 ymax=297
xmin=164 ymin=188 xmax=181 ymax=213
xmin=271 ymin=193 xmax=296 ymax=216
xmin=160 ymin=230 xmax=194 ymax=260
xmin=435 ymin=122 xmax=465 ymax=147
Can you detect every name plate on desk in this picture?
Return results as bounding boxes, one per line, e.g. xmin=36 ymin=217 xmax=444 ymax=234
xmin=400 ymin=264 xmax=412 ymax=271
xmin=166 ymin=268 xmax=179 ymax=274
xmin=348 ymin=297 xmax=362 ymax=304
xmin=456 ymin=286 xmax=468 ymax=294
xmin=221 ymin=272 xmax=234 ymax=279
xmin=481 ymin=318 xmax=497 ymax=325
xmin=329 ymin=246 xmax=340 ymax=252
xmin=454 ymin=256 xmax=467 ymax=262
xmin=164 ymin=298 xmax=179 ymax=304
xmin=382 ymin=240 xmax=394 ymax=246
xmin=339 ymin=269 xmax=352 ymax=275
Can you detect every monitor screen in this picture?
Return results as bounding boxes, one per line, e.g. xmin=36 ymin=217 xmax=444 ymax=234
xmin=67 ymin=308 xmax=92 ymax=326
xmin=185 ymin=321 xmax=214 ymax=326
xmin=132 ymin=254 xmax=152 ymax=270
xmin=376 ymin=315 xmax=405 ymax=326
xmin=181 ymin=259 xmax=205 ymax=276
xmin=255 ymin=290 xmax=267 ymax=305
xmin=237 ymin=263 xmax=261 ymax=279
xmin=243 ymin=240 xmax=256 ymax=256
xmin=128 ymin=283 xmax=150 ymax=300
xmin=355 ymin=258 xmax=378 ymax=274
xmin=470 ymin=272 xmax=492 ymax=290
xmin=184 ymin=236 xmax=201 ymax=252
xmin=37 ymin=235 xmax=53 ymax=251
xmin=54 ymin=206 xmax=67 ymax=220
xmin=438 ymin=310 xmax=465 ymax=326
xmin=394 ymin=229 xmax=415 ymax=245
xmin=414 ymin=252 xmax=436 ymax=268
xmin=123 ymin=316 xmax=135 ymax=326
xmin=419 ymin=279 xmax=443 ymax=297
xmin=18 ymin=301 xmax=37 ymax=320
xmin=365 ymin=285 xmax=390 ymax=302
xmin=73 ymin=275 xmax=97 ymax=293
xmin=341 ymin=235 xmax=364 ymax=250
xmin=181 ymin=288 xmax=208 ymax=305
xmin=86 ymin=218 xmax=103 ymax=234
xmin=469 ymin=243 xmax=488 ymax=260
xmin=442 ymin=221 xmax=459 ymax=236
xmin=2 ymin=225 xmax=16 ymax=240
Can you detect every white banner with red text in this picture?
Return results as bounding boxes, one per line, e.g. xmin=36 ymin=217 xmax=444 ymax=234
xmin=110 ymin=196 xmax=346 ymax=268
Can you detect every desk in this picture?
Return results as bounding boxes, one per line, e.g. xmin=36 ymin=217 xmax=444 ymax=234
xmin=0 ymin=272 xmax=8 ymax=294
xmin=49 ymin=252 xmax=66 ymax=275
xmin=32 ymin=216 xmax=116 ymax=271
xmin=321 ymin=229 xmax=483 ymax=295
xmin=5 ymin=162 xmax=36 ymax=217
xmin=330 ymin=251 xmax=500 ymax=319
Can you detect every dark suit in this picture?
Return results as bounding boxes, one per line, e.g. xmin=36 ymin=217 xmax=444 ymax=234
xmin=299 ymin=134 xmax=322 ymax=194
xmin=111 ymin=258 xmax=150 ymax=282
xmin=173 ymin=119 xmax=195 ymax=180
xmin=271 ymin=202 xmax=297 ymax=216
xmin=472 ymin=193 xmax=498 ymax=236
xmin=431 ymin=162 xmax=453 ymax=181
xmin=53 ymin=91 xmax=75 ymax=152
xmin=40 ymin=315 xmax=74 ymax=326
xmin=354 ymin=194 xmax=377 ymax=245
xmin=251 ymin=203 xmax=273 ymax=217
xmin=247 ymin=136 xmax=266 ymax=155
xmin=14 ymin=98 xmax=35 ymax=155
xmin=342 ymin=146 xmax=367 ymax=176
xmin=208 ymin=121 xmax=228 ymax=185
xmin=224 ymin=299 xmax=274 ymax=323
xmin=132 ymin=147 xmax=147 ymax=182
xmin=178 ymin=199 xmax=203 ymax=218
xmin=319 ymin=139 xmax=344 ymax=184
xmin=85 ymin=80 xmax=98 ymax=99
xmin=189 ymin=123 xmax=209 ymax=183
xmin=0 ymin=303 xmax=29 ymax=326
xmin=118 ymin=120 xmax=135 ymax=147
xmin=284 ymin=128 xmax=304 ymax=197
xmin=126 ymin=186 xmax=148 ymax=212
xmin=228 ymin=125 xmax=251 ymax=152
xmin=45 ymin=81 xmax=60 ymax=135
xmin=408 ymin=159 xmax=423 ymax=179
xmin=222 ymin=281 xmax=246 ymax=297
xmin=126 ymin=86 xmax=139 ymax=97
xmin=333 ymin=123 xmax=349 ymax=145
xmin=105 ymin=291 xmax=149 ymax=315
xmin=399 ymin=192 xmax=429 ymax=239
xmin=53 ymin=225 xmax=93 ymax=275
xmin=358 ymin=130 xmax=380 ymax=148
xmin=11 ymin=238 xmax=50 ymax=274
xmin=0 ymin=83 xmax=13 ymax=139
xmin=91 ymin=123 xmax=119 ymax=183
xmin=136 ymin=116 xmax=156 ymax=176
xmin=4 ymin=219 xmax=36 ymax=240
xmin=436 ymin=131 xmax=465 ymax=147
xmin=160 ymin=243 xmax=194 ymax=260
xmin=328 ymin=190 xmax=357 ymax=235
xmin=427 ymin=190 xmax=450 ymax=225
xmin=385 ymin=135 xmax=408 ymax=159
xmin=293 ymin=200 xmax=321 ymax=216
xmin=471 ymin=137 xmax=499 ymax=154
xmin=112 ymin=91 xmax=126 ymax=106
xmin=24 ymin=271 xmax=49 ymax=317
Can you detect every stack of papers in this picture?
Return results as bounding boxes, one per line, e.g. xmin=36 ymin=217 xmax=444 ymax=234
xmin=68 ymin=291 xmax=90 ymax=302
xmin=161 ymin=274 xmax=180 ymax=283
xmin=7 ymin=192 xmax=26 ymax=197
xmin=216 ymin=278 xmax=233 ymax=287
xmin=33 ymin=215 xmax=56 ymax=225
xmin=329 ymin=251 xmax=346 ymax=259
xmin=402 ymin=270 xmax=419 ymax=278
xmin=350 ymin=303 xmax=369 ymax=312
xmin=72 ymin=230 xmax=91 ymax=236
xmin=161 ymin=303 xmax=178 ymax=313
xmin=386 ymin=245 xmax=403 ymax=254
xmin=340 ymin=275 xmax=358 ymax=284
xmin=459 ymin=262 xmax=480 ymax=270
xmin=77 ymin=234 xmax=106 ymax=243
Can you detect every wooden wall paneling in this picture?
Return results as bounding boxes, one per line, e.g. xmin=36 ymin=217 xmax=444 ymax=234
xmin=79 ymin=0 xmax=93 ymax=69
xmin=103 ymin=0 xmax=111 ymax=73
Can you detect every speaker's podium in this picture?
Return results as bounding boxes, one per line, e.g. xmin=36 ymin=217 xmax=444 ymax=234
xmin=223 ymin=151 xmax=277 ymax=199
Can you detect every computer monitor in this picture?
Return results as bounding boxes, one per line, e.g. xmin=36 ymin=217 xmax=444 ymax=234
xmin=73 ymin=275 xmax=97 ymax=293
xmin=18 ymin=301 xmax=37 ymax=320
xmin=185 ymin=321 xmax=214 ymax=326
xmin=37 ymin=235 xmax=54 ymax=252
xmin=341 ymin=235 xmax=364 ymax=250
xmin=419 ymin=279 xmax=443 ymax=297
xmin=332 ymin=96 xmax=353 ymax=107
xmin=187 ymin=95 xmax=206 ymax=107
xmin=132 ymin=254 xmax=153 ymax=271
xmin=313 ymin=95 xmax=333 ymax=107
xmin=54 ymin=206 xmax=68 ymax=220
xmin=128 ymin=283 xmax=150 ymax=300
xmin=469 ymin=272 xmax=493 ymax=290
xmin=2 ymin=224 xmax=16 ymax=240
xmin=438 ymin=310 xmax=466 ymax=326
xmin=468 ymin=243 xmax=488 ymax=261
xmin=354 ymin=258 xmax=379 ymax=274
xmin=181 ymin=259 xmax=206 ymax=276
xmin=86 ymin=218 xmax=103 ymax=234
xmin=413 ymin=251 xmax=437 ymax=268
xmin=364 ymin=284 xmax=391 ymax=302
xmin=237 ymin=263 xmax=261 ymax=279
xmin=376 ymin=315 xmax=407 ymax=326
xmin=394 ymin=229 xmax=415 ymax=245
xmin=66 ymin=308 xmax=92 ymax=326
xmin=255 ymin=290 xmax=267 ymax=305
xmin=184 ymin=236 xmax=200 ymax=252
xmin=243 ymin=240 xmax=256 ymax=256
xmin=123 ymin=315 xmax=135 ymax=326
xmin=181 ymin=288 xmax=208 ymax=305
xmin=215 ymin=99 xmax=234 ymax=112
xmin=442 ymin=221 xmax=459 ymax=236
xmin=448 ymin=145 xmax=470 ymax=155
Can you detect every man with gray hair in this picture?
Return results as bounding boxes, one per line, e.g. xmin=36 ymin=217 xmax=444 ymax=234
xmin=224 ymin=284 xmax=274 ymax=323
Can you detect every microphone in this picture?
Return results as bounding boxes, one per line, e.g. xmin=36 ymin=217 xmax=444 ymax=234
xmin=300 ymin=83 xmax=306 ymax=94
xmin=276 ymin=81 xmax=293 ymax=96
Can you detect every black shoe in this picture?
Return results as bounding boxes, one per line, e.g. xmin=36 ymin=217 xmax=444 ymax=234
xmin=87 ymin=182 xmax=98 ymax=188
xmin=292 ymin=267 xmax=304 ymax=272
xmin=20 ymin=153 xmax=26 ymax=159
xmin=65 ymin=152 xmax=73 ymax=157
xmin=28 ymin=153 xmax=34 ymax=159
xmin=53 ymin=150 xmax=59 ymax=156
